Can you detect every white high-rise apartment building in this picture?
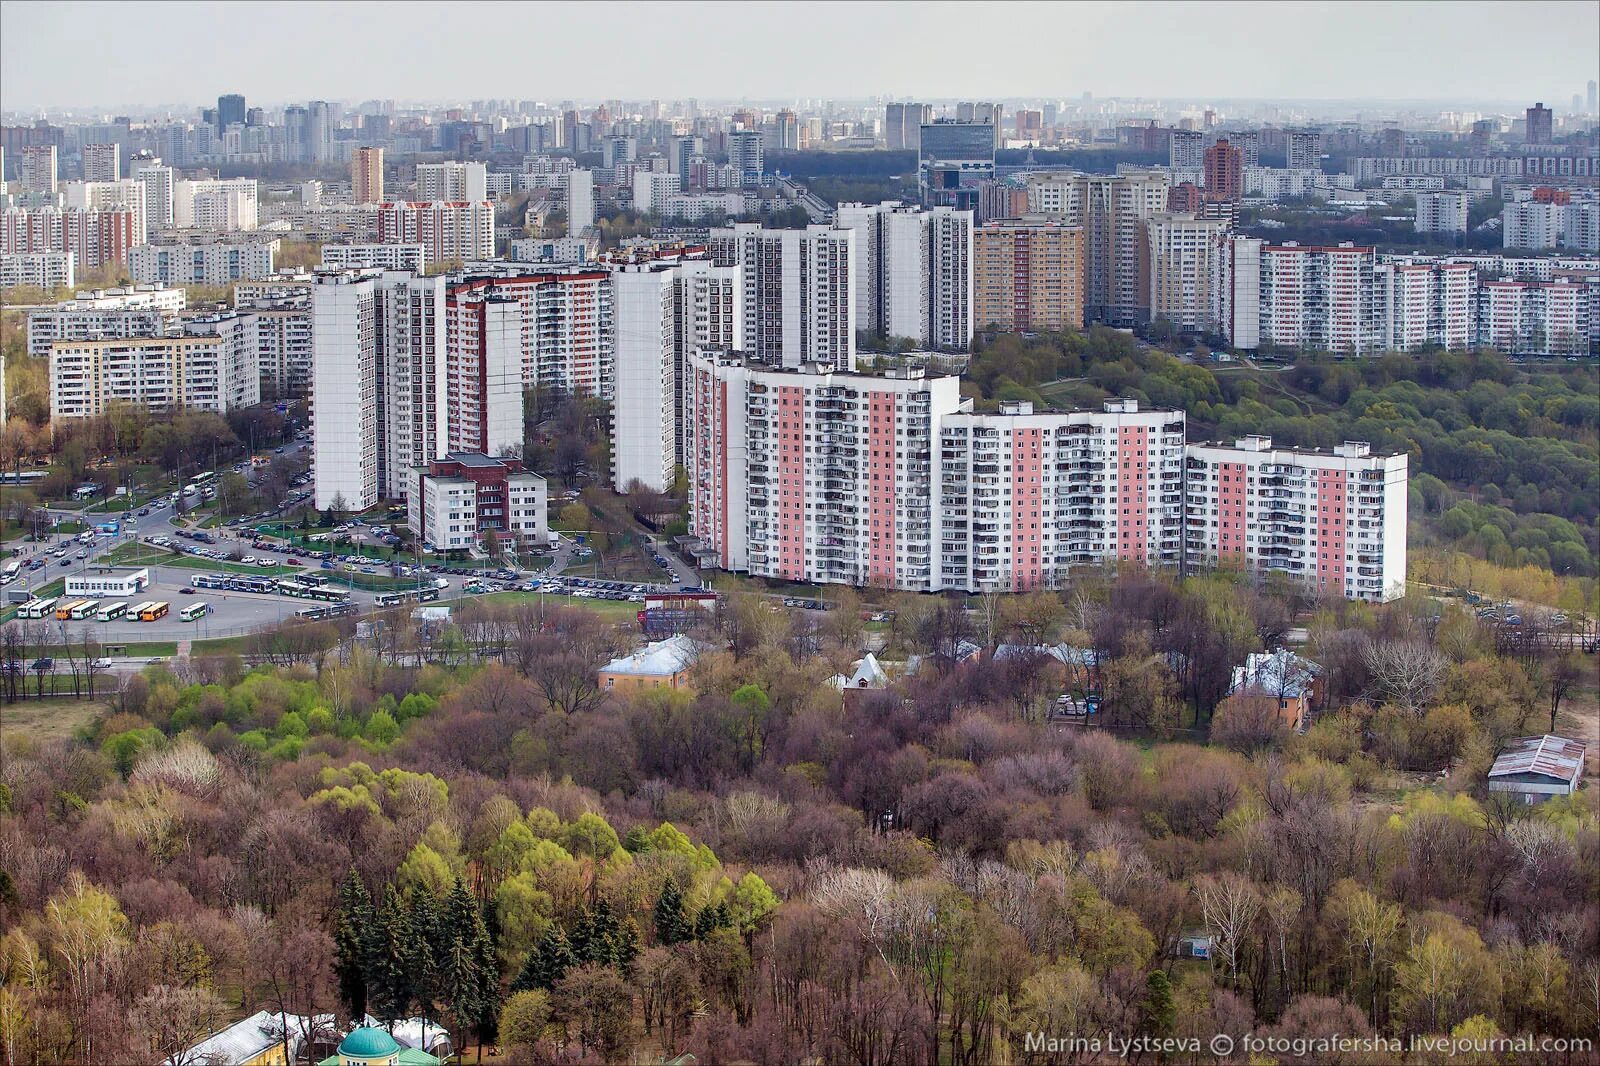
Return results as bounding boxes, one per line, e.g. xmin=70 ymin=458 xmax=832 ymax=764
xmin=313 ymin=272 xmax=382 ymax=509
xmin=27 ymin=285 xmax=184 ymax=355
xmin=606 ymin=256 xmax=744 ymax=494
xmin=684 ymin=358 xmax=1410 ymax=601
xmin=685 ymin=352 xmax=963 ymax=588
xmin=50 ymin=313 xmax=260 ymax=420
xmin=833 ymin=202 xmax=974 ymax=350
xmin=1184 ymin=436 xmax=1407 ymax=602
xmin=20 ymin=146 xmax=57 ymax=194
xmin=938 ymin=399 xmax=1187 ymax=591
xmin=174 ymin=178 xmax=259 ymax=231
xmin=1373 ymin=261 xmax=1476 ymax=351
xmin=1169 ymin=129 xmax=1205 ymax=170
xmin=128 ymin=237 xmax=278 ymax=284
xmin=708 ymin=222 xmax=856 ymax=370
xmin=0 ymin=206 xmax=140 ymax=271
xmin=1414 ymin=191 xmax=1469 ymax=234
xmin=1145 ymin=212 xmax=1229 ymax=332
xmin=311 ymin=269 xmax=446 ymax=509
xmin=1478 ymin=277 xmax=1593 ymax=357
xmin=81 ymin=143 xmax=120 ymax=183
xmin=376 ymin=201 xmax=495 ymax=263
xmin=611 ymin=265 xmax=679 ymax=493
xmin=567 ymin=169 xmax=595 ymax=236
xmin=632 ymin=170 xmax=682 ymax=213
xmin=64 ymin=180 xmax=147 ymax=244
xmin=132 ymin=159 xmax=175 ymax=232
xmin=1255 ymin=242 xmax=1377 ymax=354
xmin=1286 ymin=130 xmax=1323 ymax=169
xmin=415 ymin=162 xmax=488 ymax=202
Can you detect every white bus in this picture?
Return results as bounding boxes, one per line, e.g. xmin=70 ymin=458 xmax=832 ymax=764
xmin=68 ymin=600 xmax=100 ymax=620
xmin=179 ymin=601 xmax=210 ymax=622
xmin=0 ymin=560 xmax=20 ymax=583
xmin=16 ymin=598 xmax=58 ymax=619
xmin=95 ymin=602 xmax=128 ymax=621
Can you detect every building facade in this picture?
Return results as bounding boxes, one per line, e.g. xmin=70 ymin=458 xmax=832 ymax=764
xmin=406 ymin=452 xmax=547 ymax=552
xmin=1 ymin=206 xmax=140 ymax=270
xmin=708 ymin=222 xmax=855 ymax=370
xmin=127 ymin=237 xmax=278 ymax=284
xmin=972 ymin=218 xmax=1086 ymax=333
xmin=1184 ymin=436 xmax=1407 ymax=602
xmin=351 ymin=146 xmax=384 ymax=204
xmin=375 ymin=201 xmax=495 ymax=264
xmin=833 ymin=202 xmax=973 ymax=350
xmin=50 ymin=313 xmax=260 ymax=420
xmin=0 ymin=251 xmax=75 ymax=290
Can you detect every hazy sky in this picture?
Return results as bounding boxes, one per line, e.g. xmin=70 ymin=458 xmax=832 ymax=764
xmin=3 ymin=0 xmax=1597 ymax=111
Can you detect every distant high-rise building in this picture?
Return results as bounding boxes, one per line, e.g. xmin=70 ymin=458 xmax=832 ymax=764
xmin=81 ymin=143 xmax=120 ymax=182
xmin=1014 ymin=109 xmax=1043 ymax=143
xmin=351 ymin=146 xmax=384 ymax=204
xmin=919 ymin=121 xmax=997 ymax=197
xmin=1525 ymin=102 xmax=1553 ymax=144
xmin=727 ymin=130 xmax=764 ymax=177
xmin=1414 ymin=191 xmax=1469 ymax=235
xmin=216 ymin=94 xmax=246 ymax=134
xmin=131 ymin=155 xmax=174 ymax=231
xmin=832 ymin=201 xmax=973 ymax=350
xmin=1227 ymin=131 xmax=1261 ymax=168
xmin=1167 ymin=182 xmax=1203 ymax=214
xmin=884 ymin=102 xmax=932 ymax=151
xmin=1145 ymin=212 xmax=1230 ymax=332
xmin=1378 ymin=127 xmax=1405 ymax=157
xmin=566 ymin=169 xmax=594 ymax=236
xmin=306 ymin=100 xmax=334 ymax=163
xmin=1589 ymin=80 xmax=1598 ymax=115
xmin=1286 ymin=130 xmax=1322 ymax=169
xmin=20 ymin=145 xmax=57 ymax=193
xmin=669 ymin=135 xmax=704 ymax=175
xmin=1023 ymin=170 xmax=1170 ymax=326
xmin=1203 ymin=138 xmax=1244 ymax=202
xmin=1169 ymin=129 xmax=1205 ymax=169
xmin=774 ymin=110 xmax=798 ymax=152
xmin=415 ymin=162 xmax=488 ymax=202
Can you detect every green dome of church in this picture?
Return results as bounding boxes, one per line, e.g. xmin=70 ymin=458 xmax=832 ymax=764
xmin=338 ymin=1027 xmax=402 ymax=1059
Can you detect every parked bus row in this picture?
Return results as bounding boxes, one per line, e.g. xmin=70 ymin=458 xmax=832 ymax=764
xmin=294 ymin=603 xmax=359 ymax=620
xmin=190 ymin=573 xmax=349 ymax=604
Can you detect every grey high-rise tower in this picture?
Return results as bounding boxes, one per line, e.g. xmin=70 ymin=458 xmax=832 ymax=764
xmin=216 ymin=93 xmax=246 ymax=134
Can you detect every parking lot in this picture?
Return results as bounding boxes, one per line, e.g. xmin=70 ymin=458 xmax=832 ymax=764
xmin=36 ymin=563 xmax=325 ymax=643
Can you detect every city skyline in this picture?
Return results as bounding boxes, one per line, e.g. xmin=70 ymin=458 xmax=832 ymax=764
xmin=2 ymin=0 xmax=1597 ymax=111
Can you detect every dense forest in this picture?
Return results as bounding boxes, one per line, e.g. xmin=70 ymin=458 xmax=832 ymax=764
xmin=967 ymin=331 xmax=1600 ymax=589
xmin=0 ymin=563 xmax=1595 ymax=1063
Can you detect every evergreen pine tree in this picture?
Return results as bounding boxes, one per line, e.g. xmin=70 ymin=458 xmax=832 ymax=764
xmin=1140 ymin=970 xmax=1176 ymax=1038
xmin=367 ymin=885 xmax=417 ymax=1023
xmin=615 ymin=916 xmax=641 ymax=973
xmin=712 ymin=900 xmax=734 ymax=930
xmin=333 ymin=869 xmax=375 ymax=1017
xmin=406 ymin=885 xmax=445 ymax=1022
xmin=692 ymin=904 xmax=718 ymax=941
xmin=511 ymin=924 xmax=575 ymax=992
xmin=653 ymin=879 xmax=691 ymax=945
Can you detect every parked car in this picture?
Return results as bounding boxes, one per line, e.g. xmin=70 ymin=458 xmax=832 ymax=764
xmin=179 ymin=587 xmax=196 ymax=595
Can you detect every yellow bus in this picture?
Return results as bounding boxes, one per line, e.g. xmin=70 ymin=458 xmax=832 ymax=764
xmin=138 ymin=601 xmax=170 ymax=622
xmin=55 ymin=600 xmax=89 ymax=620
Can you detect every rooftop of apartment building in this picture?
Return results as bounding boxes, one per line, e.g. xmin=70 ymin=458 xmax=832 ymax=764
xmin=1188 ymin=435 xmax=1402 ymax=460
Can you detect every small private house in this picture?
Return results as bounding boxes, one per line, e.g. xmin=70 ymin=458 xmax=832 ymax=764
xmin=1230 ymin=648 xmax=1320 ymax=731
xmin=829 ymin=653 xmax=890 ymax=695
xmin=1488 ymin=735 xmax=1587 ymax=804
xmin=165 ymin=1011 xmax=331 ymax=1066
xmin=599 ymin=633 xmax=700 ymax=693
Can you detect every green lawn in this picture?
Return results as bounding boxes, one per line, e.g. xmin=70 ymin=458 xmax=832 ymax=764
xmin=190 ymin=635 xmax=254 ymax=655
xmin=1 ymin=696 xmax=108 ymax=741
